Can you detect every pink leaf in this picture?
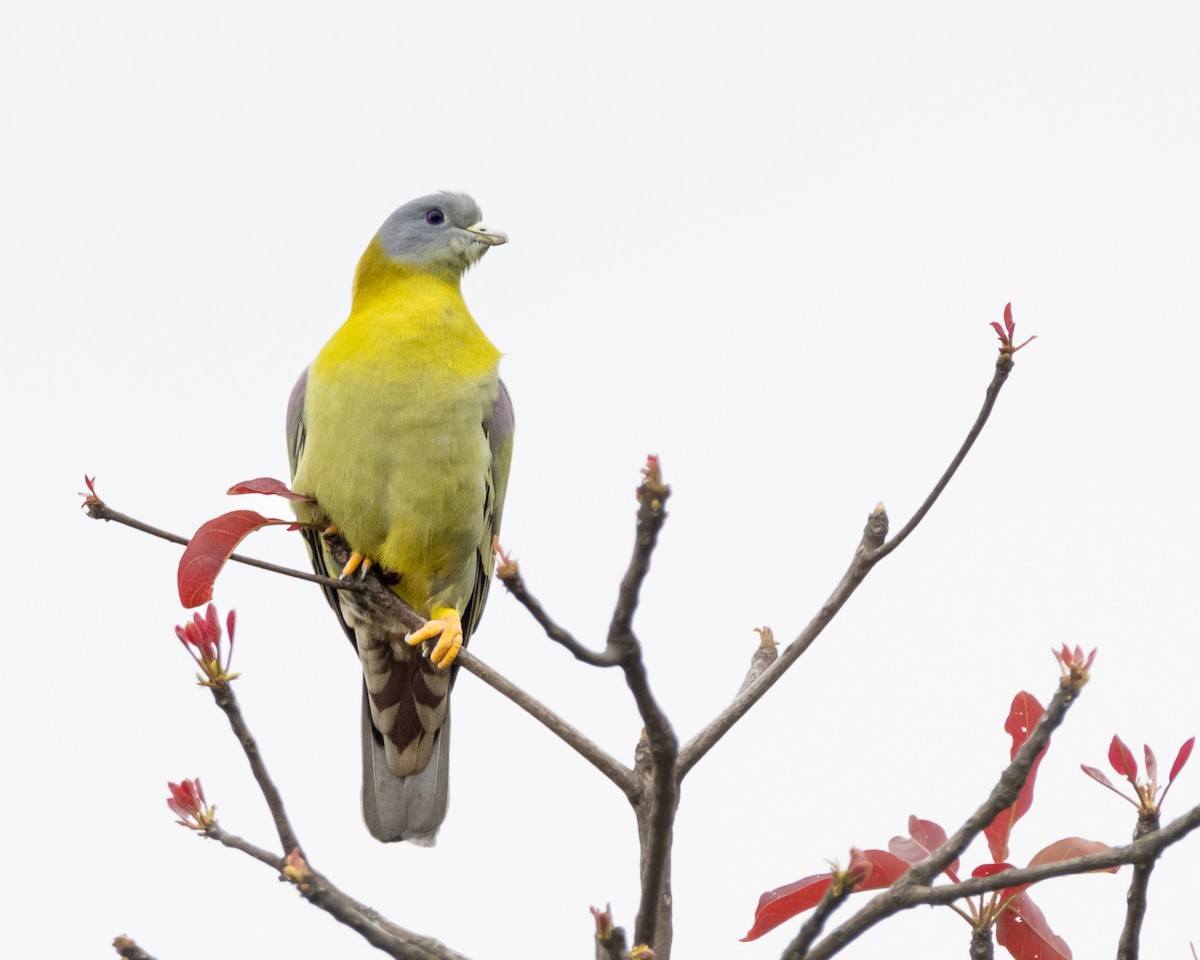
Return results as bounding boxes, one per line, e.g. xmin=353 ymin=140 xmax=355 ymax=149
xmin=1169 ymin=737 xmax=1195 ymax=784
xmin=226 ymin=476 xmax=314 ymax=501
xmin=996 ymin=892 xmax=1072 ymax=960
xmin=1028 ymin=837 xmax=1117 ymax=874
xmin=889 ymin=816 xmax=959 ymax=879
xmin=985 ymin=692 xmax=1047 ymax=862
xmin=177 ymin=510 xmax=288 ymax=608
xmin=1080 ymin=765 xmax=1116 ymax=790
xmin=1108 ymin=736 xmax=1138 ymax=782
xmin=973 ymin=862 xmax=1016 ymax=879
xmin=1143 ymin=744 xmax=1158 ymax=785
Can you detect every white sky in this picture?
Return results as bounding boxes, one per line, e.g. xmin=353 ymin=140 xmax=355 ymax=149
xmin=3 ymin=2 xmax=1198 ymax=958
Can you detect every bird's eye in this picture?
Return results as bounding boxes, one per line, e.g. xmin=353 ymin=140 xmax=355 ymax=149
xmin=425 ymin=209 xmax=445 ymax=225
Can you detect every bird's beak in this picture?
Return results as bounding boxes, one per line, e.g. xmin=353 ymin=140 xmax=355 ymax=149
xmin=466 ymin=221 xmax=508 ymax=246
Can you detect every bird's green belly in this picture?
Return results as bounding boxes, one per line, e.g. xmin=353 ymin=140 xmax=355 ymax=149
xmin=295 ymin=372 xmax=493 ymax=616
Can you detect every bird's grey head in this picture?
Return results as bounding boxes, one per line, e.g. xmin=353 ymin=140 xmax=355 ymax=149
xmin=376 ymin=192 xmax=507 ymax=279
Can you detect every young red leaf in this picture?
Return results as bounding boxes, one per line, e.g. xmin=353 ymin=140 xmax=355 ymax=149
xmin=741 ymin=874 xmax=834 ymax=941
xmin=1004 ymin=302 xmax=1014 ymax=328
xmin=1108 ymin=735 xmax=1138 ymax=782
xmin=995 ymin=892 xmax=1072 ymax=960
xmin=1143 ymin=744 xmax=1158 ymax=786
xmin=984 ymin=692 xmax=1047 ymax=863
xmin=1169 ymin=737 xmax=1195 ymax=784
xmin=177 ymin=510 xmax=288 ymax=608
xmin=972 ymin=862 xmax=1016 ymax=879
xmin=889 ymin=816 xmax=959 ymax=879
xmin=1080 ymin=765 xmax=1115 ymax=790
xmin=226 ymin=476 xmax=314 ymax=501
xmin=1028 ymin=837 xmax=1117 ymax=873
xmin=741 ymin=850 xmax=908 ymax=942
xmin=854 ymin=849 xmax=910 ymax=888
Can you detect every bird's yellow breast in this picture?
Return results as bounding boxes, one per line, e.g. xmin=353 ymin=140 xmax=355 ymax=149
xmin=292 ymin=243 xmax=502 ymax=615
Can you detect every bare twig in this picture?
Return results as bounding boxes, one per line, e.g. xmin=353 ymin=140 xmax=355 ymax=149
xmin=870 ymin=353 xmax=1014 ymax=562
xmin=679 ymin=355 xmax=1017 ymax=778
xmin=458 ymin=649 xmax=639 ymax=799
xmin=205 ymin=823 xmax=284 ymax=869
xmin=676 ymin=504 xmax=889 ymax=779
xmin=82 ymin=496 xmax=359 ymax=592
xmin=209 ymin=681 xmax=303 ymax=858
xmin=781 ymin=883 xmax=852 ymax=960
xmin=113 ymin=935 xmax=161 ymax=960
xmin=1118 ymin=811 xmax=1161 ymax=960
xmin=498 ymin=566 xmax=620 ymax=666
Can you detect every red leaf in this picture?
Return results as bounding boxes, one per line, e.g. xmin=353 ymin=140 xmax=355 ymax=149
xmin=1028 ymin=837 xmax=1117 ymax=874
xmin=1143 ymin=745 xmax=1158 ymax=785
xmin=177 ymin=510 xmax=286 ymax=607
xmin=741 ymin=850 xmax=908 ymax=942
xmin=1169 ymin=737 xmax=1195 ymax=784
xmin=889 ymin=816 xmax=959 ymax=879
xmin=985 ymin=692 xmax=1047 ymax=862
xmin=995 ymin=892 xmax=1072 ymax=960
xmin=1080 ymin=764 xmax=1115 ymax=790
xmin=855 ymin=849 xmax=910 ymax=888
xmin=1004 ymin=302 xmax=1014 ymax=327
xmin=972 ymin=862 xmax=1016 ymax=879
xmin=227 ymin=476 xmax=314 ymax=501
xmin=1108 ymin=736 xmax=1138 ymax=782
xmin=741 ymin=873 xmax=833 ymax=941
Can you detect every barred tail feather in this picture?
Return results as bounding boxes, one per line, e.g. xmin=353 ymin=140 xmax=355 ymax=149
xmin=360 ymin=685 xmax=450 ymax=845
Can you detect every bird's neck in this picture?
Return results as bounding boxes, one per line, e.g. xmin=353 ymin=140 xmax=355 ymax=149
xmin=324 ymin=237 xmax=500 ymax=379
xmin=351 ymin=236 xmax=463 ymax=307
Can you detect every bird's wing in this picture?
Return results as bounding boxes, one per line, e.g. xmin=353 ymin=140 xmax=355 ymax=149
xmin=460 ymin=379 xmax=515 ymax=641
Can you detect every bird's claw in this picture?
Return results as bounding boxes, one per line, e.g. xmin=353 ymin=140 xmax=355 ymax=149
xmin=340 ymin=551 xmax=375 ymax=579
xmin=405 ymin=607 xmax=464 ymax=669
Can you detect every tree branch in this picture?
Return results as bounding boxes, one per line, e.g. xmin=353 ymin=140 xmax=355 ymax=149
xmin=457 ymin=649 xmax=639 ymax=800
xmin=676 ymin=504 xmax=889 ymax=779
xmin=870 ymin=353 xmax=1014 ymax=562
xmin=82 ymin=495 xmax=359 ymax=593
xmin=679 ymin=354 xmax=1018 ymax=779
xmin=209 ymin=681 xmax=303 ymax=858
xmin=113 ymin=936 xmax=161 ymax=960
xmin=803 ymin=677 xmax=1084 ymax=959
xmin=1118 ymin=811 xmax=1161 ymax=960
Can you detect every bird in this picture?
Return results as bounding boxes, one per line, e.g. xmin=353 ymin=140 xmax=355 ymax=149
xmin=285 ymin=192 xmax=513 ymax=844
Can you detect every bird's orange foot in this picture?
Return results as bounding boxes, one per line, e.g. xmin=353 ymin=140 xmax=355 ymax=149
xmin=406 ymin=607 xmax=463 ymax=669
xmin=340 ymin=551 xmax=375 ymax=579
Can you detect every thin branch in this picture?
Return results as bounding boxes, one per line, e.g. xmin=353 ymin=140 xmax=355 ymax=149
xmin=324 ymin=537 xmax=643 ymax=798
xmin=83 ymin=497 xmax=360 ymax=592
xmin=870 ymin=354 xmax=1013 ymax=562
xmin=679 ymin=354 xmax=1018 ymax=779
xmin=781 ymin=884 xmax=852 ymax=960
xmin=113 ymin=936 xmax=161 ymax=960
xmin=611 ymin=462 xmax=679 ymax=952
xmin=1118 ymin=811 xmax=1161 ymax=960
xmin=803 ymin=678 xmax=1083 ymax=959
xmin=676 ymin=504 xmax=889 ymax=779
xmin=210 ymin=681 xmax=303 ymax=858
xmin=297 ymin=871 xmax=473 ymax=960
xmin=497 ymin=563 xmax=620 ymax=666
xmin=203 ymin=668 xmax=472 ymax=959
xmin=457 ymin=649 xmax=639 ymax=799
xmin=909 ymin=799 xmax=1200 ymax=903
xmin=205 ymin=823 xmax=284 ymax=869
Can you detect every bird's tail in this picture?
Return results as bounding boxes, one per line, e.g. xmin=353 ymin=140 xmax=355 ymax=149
xmin=360 ymin=685 xmax=450 ymax=845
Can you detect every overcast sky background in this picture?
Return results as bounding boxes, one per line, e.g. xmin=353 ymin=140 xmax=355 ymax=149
xmin=3 ymin=2 xmax=1198 ymax=958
